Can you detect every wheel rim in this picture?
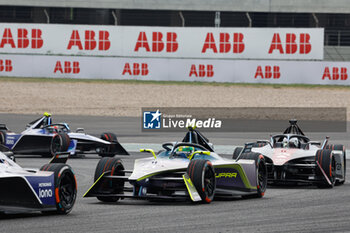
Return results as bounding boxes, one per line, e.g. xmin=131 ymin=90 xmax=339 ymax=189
xmin=258 ymin=160 xmax=267 ymax=192
xmin=111 ymin=163 xmax=125 ymax=191
xmin=330 ymin=156 xmax=336 ymax=184
xmin=204 ymin=165 xmax=215 ymax=198
xmin=59 ymin=172 xmax=76 ymax=208
xmin=51 ymin=135 xmax=61 ymax=154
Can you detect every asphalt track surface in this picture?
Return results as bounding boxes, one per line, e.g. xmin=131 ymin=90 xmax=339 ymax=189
xmin=1 ymin=114 xmax=350 ymax=233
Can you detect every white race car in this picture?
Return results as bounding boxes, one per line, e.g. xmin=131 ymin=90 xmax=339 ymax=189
xmin=0 ymin=112 xmax=129 ymax=157
xmin=233 ymin=120 xmax=346 ymax=188
xmin=0 ymin=151 xmax=77 ymax=214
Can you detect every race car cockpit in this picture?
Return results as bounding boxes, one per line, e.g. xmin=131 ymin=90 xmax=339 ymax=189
xmin=26 ymin=112 xmax=71 ymax=133
xmin=155 ymin=142 xmax=217 ymax=161
xmin=272 ymin=134 xmax=310 ymax=149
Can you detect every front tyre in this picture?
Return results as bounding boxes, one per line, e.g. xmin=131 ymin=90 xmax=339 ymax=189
xmin=94 ymin=157 xmax=125 ymax=202
xmin=256 ymin=155 xmax=267 ymax=197
xmin=187 ymin=159 xmax=216 ymax=203
xmin=40 ymin=163 xmax=77 ymax=214
xmin=325 ymin=144 xmax=346 ymax=185
xmin=49 ymin=133 xmax=70 ymax=156
xmin=315 ymin=149 xmax=336 ymax=188
xmin=240 ymin=153 xmax=267 ymax=198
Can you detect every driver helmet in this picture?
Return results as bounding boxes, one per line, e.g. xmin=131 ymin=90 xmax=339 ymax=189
xmin=282 ymin=138 xmax=288 ymax=148
xmin=289 ymin=138 xmax=299 ymax=148
xmin=175 ymin=146 xmax=194 ymax=158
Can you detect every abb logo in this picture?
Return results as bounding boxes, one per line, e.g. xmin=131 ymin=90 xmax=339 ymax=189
xmin=54 ymin=61 xmax=80 ymax=74
xmin=255 ymin=66 xmax=281 ymax=79
xmin=122 ymin=63 xmax=149 ymax=76
xmin=134 ymin=32 xmax=178 ymax=52
xmin=0 ymin=28 xmax=43 ymax=49
xmin=189 ymin=64 xmax=214 ymax=77
xmin=322 ymin=67 xmax=348 ymax=80
xmin=0 ymin=59 xmax=13 ymax=72
xmin=67 ymin=30 xmax=110 ymax=51
xmin=269 ymin=33 xmax=311 ymax=54
xmin=202 ymin=33 xmax=244 ymax=53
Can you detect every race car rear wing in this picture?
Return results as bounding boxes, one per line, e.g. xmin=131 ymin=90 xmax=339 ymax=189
xmin=112 ymin=141 xmax=129 ymax=155
xmin=234 ymin=143 xmax=253 ymax=161
xmin=49 ymin=152 xmax=70 ymax=164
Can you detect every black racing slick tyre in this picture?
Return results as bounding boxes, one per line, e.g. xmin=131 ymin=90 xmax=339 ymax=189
xmin=325 ymin=144 xmax=346 ymax=185
xmin=0 ymin=130 xmax=6 ymax=145
xmin=315 ymin=149 xmax=336 ymax=188
xmin=49 ymin=133 xmax=70 ymax=157
xmin=40 ymin=163 xmax=77 ymax=214
xmin=240 ymin=153 xmax=267 ymax=198
xmin=99 ymin=132 xmax=118 ymax=157
xmin=0 ymin=130 xmax=10 ymax=153
xmin=232 ymin=147 xmax=243 ymax=160
xmin=94 ymin=157 xmax=125 ymax=202
xmin=187 ymin=159 xmax=216 ymax=203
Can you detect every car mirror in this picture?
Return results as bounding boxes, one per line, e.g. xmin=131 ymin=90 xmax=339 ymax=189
xmin=76 ymin=128 xmax=84 ymax=133
xmin=140 ymin=149 xmax=156 ymax=159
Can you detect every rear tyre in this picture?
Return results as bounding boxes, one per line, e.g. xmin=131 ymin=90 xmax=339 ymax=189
xmin=187 ymin=159 xmax=216 ymax=203
xmin=240 ymin=153 xmax=267 ymax=198
xmin=94 ymin=157 xmax=125 ymax=202
xmin=49 ymin=133 xmax=70 ymax=157
xmin=232 ymin=147 xmax=243 ymax=160
xmin=325 ymin=144 xmax=346 ymax=185
xmin=315 ymin=149 xmax=336 ymax=188
xmin=40 ymin=163 xmax=77 ymax=214
xmin=98 ymin=132 xmax=117 ymax=157
xmin=0 ymin=130 xmax=6 ymax=145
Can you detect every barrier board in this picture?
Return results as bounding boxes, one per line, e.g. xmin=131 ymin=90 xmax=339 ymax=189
xmin=0 ymin=54 xmax=348 ymax=85
xmin=0 ymin=24 xmax=323 ymax=60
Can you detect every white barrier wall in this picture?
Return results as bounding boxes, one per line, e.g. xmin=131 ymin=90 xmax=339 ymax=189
xmin=0 ymin=24 xmax=323 ymax=60
xmin=0 ymin=24 xmax=344 ymax=85
xmin=0 ymin=54 xmax=349 ymax=85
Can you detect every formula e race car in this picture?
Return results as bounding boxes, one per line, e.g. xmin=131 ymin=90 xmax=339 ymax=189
xmin=0 ymin=113 xmax=129 ymax=157
xmin=0 ymin=151 xmax=77 ymax=214
xmin=232 ymin=120 xmax=346 ymax=188
xmin=84 ymin=127 xmax=267 ymax=203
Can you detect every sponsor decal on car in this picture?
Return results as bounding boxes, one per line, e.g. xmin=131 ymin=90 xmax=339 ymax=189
xmin=26 ymin=175 xmax=55 ymax=205
xmin=216 ymin=172 xmax=238 ymax=178
xmin=39 ymin=188 xmax=53 ymax=198
xmin=5 ymin=134 xmax=21 ymax=148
